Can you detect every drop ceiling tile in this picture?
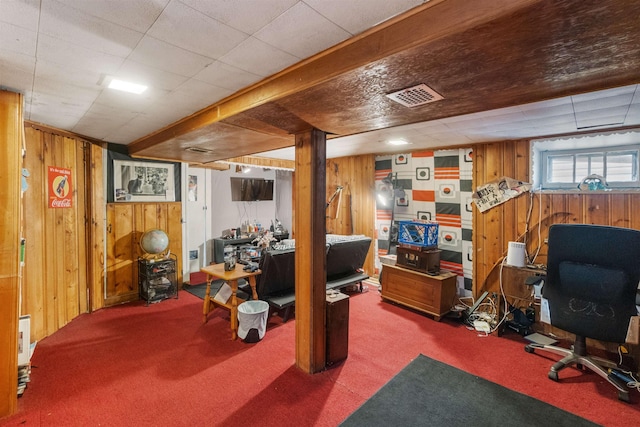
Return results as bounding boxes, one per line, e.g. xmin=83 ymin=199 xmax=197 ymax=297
xmin=410 ymin=121 xmax=451 ymax=133
xmin=129 ymin=36 xmax=213 ymax=78
xmin=630 ymin=86 xmax=640 ymax=103
xmin=526 ymin=113 xmax=576 ymax=128
xmin=32 ymin=76 xmax=101 ymax=106
xmin=91 ymin=88 xmax=160 ymax=115
xmin=148 ymin=0 xmax=248 ymax=59
xmin=572 ymin=93 xmax=634 ymax=113
xmin=105 ymin=113 xmax=179 ymax=144
xmin=254 ymin=2 xmax=351 ymax=59
xmin=166 ymin=79 xmax=233 ymax=114
xmin=307 ymin=0 xmax=423 ymax=34
xmin=55 ymin=0 xmax=170 ymax=33
xmin=0 ymin=0 xmax=40 ymax=29
xmin=570 ymin=84 xmax=637 ymax=102
xmin=39 ymin=0 xmax=142 ymax=57
xmin=0 ymin=49 xmax=36 ymax=90
xmin=428 ymin=131 xmax=472 ymax=144
xmin=576 ymin=117 xmax=627 ymax=130
xmin=441 ymin=116 xmax=486 ymax=131
xmin=574 ymin=105 xmax=630 ymax=122
xmin=625 ymin=103 xmax=640 ymax=123
xmin=181 ymin=0 xmax=298 ymax=34
xmin=35 ymin=58 xmax=106 ymax=90
xmin=80 ymin=102 xmax=142 ymax=123
xmin=220 ymin=37 xmax=298 ymax=77
xmin=520 ymin=102 xmax=574 ymax=120
xmin=0 ymin=22 xmax=37 ymax=56
xmin=72 ymin=114 xmax=134 ymax=140
xmin=28 ymin=93 xmax=87 ymax=123
xmin=117 ymin=60 xmax=190 ymax=92
xmin=193 ymin=60 xmax=262 ymax=91
xmin=36 ymin=34 xmax=125 ymax=75
xmin=145 ymin=101 xmax=197 ymax=123
xmin=481 ymin=111 xmax=528 ymax=126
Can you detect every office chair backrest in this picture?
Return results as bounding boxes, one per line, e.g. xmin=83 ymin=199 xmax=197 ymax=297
xmin=544 ymin=224 xmax=640 ymax=342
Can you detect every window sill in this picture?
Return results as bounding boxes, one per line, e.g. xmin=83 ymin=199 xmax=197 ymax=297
xmin=536 ymin=188 xmax=640 ymax=195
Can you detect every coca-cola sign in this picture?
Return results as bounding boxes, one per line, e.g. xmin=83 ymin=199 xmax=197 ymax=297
xmin=48 ymin=166 xmax=73 ymax=208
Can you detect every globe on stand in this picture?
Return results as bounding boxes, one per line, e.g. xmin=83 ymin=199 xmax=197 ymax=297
xmin=140 ymin=228 xmax=170 ymax=261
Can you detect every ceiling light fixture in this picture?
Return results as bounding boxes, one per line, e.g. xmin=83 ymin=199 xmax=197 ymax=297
xmin=108 ymin=78 xmax=148 ymax=94
xmin=388 ymin=139 xmax=410 ymax=146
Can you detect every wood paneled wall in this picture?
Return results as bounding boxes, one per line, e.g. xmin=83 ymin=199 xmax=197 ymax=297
xmin=473 ymin=139 xmax=640 ymax=295
xmin=22 ymin=127 xmax=94 ymax=341
xmin=105 ymin=202 xmax=183 ymax=306
xmin=325 ymin=155 xmax=376 ymax=276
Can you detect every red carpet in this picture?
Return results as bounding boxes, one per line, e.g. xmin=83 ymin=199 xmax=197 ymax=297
xmin=2 ymin=287 xmax=640 ymax=426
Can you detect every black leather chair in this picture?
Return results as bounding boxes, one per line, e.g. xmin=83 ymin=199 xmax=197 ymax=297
xmin=525 ymin=224 xmax=640 ymax=402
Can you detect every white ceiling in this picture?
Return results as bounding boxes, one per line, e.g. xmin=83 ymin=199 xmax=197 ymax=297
xmin=1 ymin=0 xmax=639 ymax=161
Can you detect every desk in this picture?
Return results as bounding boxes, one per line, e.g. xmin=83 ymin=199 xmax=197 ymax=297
xmin=501 ymin=265 xmax=545 ymax=308
xmin=499 ymin=265 xmax=545 ymax=335
xmin=201 ymin=263 xmax=261 ymax=340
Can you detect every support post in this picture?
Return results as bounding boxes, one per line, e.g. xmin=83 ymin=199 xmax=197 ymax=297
xmin=294 ymin=128 xmax=327 ymax=373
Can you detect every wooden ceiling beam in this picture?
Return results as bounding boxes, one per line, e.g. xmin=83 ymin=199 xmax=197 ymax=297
xmin=128 ymin=0 xmax=540 ymax=156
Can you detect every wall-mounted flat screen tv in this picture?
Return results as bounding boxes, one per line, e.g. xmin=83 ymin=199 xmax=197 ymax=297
xmin=230 ymin=177 xmax=274 ymax=201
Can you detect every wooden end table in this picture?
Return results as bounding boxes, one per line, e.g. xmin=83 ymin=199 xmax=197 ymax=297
xmin=200 ymin=263 xmax=261 ymax=340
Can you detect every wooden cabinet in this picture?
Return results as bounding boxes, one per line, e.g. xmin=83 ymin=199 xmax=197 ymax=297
xmin=380 ymin=264 xmax=457 ymax=321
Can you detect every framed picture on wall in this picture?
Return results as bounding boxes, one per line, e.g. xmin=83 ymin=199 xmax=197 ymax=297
xmin=113 ymin=160 xmax=176 ymax=202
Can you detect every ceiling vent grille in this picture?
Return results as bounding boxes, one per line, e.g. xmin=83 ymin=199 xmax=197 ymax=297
xmin=386 ymin=84 xmax=444 ymax=107
xmin=186 ymin=147 xmax=213 ymax=154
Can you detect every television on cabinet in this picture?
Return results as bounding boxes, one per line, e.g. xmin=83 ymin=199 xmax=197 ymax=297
xmin=230 ymin=177 xmax=274 ymax=201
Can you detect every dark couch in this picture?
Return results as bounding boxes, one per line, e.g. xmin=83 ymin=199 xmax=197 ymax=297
xmin=254 ymin=236 xmax=371 ymax=321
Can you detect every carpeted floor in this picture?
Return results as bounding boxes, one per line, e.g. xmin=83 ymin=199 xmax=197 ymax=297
xmin=4 ymin=287 xmax=638 ymax=426
xmin=340 ymin=354 xmax=600 ymax=426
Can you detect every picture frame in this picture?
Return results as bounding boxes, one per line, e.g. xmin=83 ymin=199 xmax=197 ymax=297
xmin=113 ymin=160 xmax=176 ymax=202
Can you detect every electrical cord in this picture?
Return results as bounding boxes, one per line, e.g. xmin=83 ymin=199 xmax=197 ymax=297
xmin=524 ymin=187 xmax=543 ymax=265
xmin=616 ymin=346 xmax=640 ymax=391
xmin=489 ymin=257 xmax=511 ymax=334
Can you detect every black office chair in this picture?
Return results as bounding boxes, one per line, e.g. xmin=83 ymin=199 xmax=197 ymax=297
xmin=525 ymin=224 xmax=640 ymax=402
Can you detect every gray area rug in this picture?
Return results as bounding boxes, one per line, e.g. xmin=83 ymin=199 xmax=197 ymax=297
xmin=340 ymin=354 xmax=600 ymax=427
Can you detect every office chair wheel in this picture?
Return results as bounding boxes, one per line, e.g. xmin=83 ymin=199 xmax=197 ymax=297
xmin=548 ymin=370 xmax=559 ymax=381
xmin=524 ymin=344 xmax=535 ymax=353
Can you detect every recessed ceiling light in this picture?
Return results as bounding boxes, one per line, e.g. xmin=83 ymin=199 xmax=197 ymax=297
xmin=108 ymin=78 xmax=148 ymax=94
xmin=388 ymin=139 xmax=410 ymax=146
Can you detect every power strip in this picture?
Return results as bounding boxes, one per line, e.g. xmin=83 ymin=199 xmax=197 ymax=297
xmin=473 ymin=320 xmax=491 ymax=333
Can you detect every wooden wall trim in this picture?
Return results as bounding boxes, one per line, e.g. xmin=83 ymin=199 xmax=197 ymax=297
xmin=89 ymin=143 xmax=106 ymax=311
xmin=0 ymin=90 xmax=22 ymax=417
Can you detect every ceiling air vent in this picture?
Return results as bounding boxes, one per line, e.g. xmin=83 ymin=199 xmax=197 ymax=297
xmin=186 ymin=147 xmax=213 ymax=154
xmin=386 ymin=84 xmax=444 ymax=108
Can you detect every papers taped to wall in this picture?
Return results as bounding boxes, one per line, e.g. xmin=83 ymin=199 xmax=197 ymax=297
xmin=472 ymin=176 xmax=532 ymax=213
